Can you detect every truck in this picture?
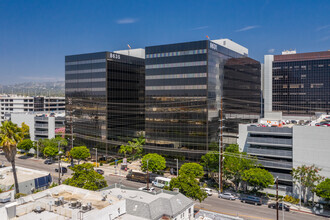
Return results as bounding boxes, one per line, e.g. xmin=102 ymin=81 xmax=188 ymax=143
xmin=126 ymin=170 xmax=158 ymax=183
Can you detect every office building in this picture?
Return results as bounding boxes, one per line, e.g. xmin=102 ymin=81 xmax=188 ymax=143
xmin=145 ymin=39 xmax=261 ymax=160
xmin=65 ymin=50 xmax=145 ymax=155
xmin=9 ymin=112 xmax=65 ymax=141
xmin=0 ymin=184 xmax=194 ymax=220
xmin=0 ymin=95 xmax=65 ymax=123
xmin=263 ymin=50 xmax=330 ymax=116
xmin=238 ymin=115 xmax=330 ymax=196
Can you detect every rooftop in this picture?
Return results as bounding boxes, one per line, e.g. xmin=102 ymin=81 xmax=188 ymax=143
xmin=0 ymin=166 xmax=50 ymax=187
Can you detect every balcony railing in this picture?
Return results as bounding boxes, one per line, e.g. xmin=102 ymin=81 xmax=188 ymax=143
xmin=247 ymin=126 xmax=292 ymax=135
xmin=270 ymin=172 xmax=293 ymax=181
xmin=34 ymin=123 xmax=48 ymax=128
xmin=247 ymin=137 xmax=292 ymax=147
xmin=35 ymin=117 xmax=48 ymax=122
xmin=258 ymin=160 xmax=292 ymax=169
xmin=247 ymin=148 xmax=292 ymax=158
xmin=35 ymin=130 xmax=49 ymax=135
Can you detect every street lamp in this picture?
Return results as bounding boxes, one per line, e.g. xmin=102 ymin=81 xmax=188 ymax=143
xmin=93 ymin=148 xmax=98 ymax=168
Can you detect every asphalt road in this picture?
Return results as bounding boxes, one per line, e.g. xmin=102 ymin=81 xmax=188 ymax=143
xmin=1 ymin=155 xmax=327 ymax=220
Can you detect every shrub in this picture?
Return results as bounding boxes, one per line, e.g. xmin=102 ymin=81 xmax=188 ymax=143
xmin=15 ymin=193 xmax=27 ymax=199
xmin=284 ymin=195 xmax=300 ymax=204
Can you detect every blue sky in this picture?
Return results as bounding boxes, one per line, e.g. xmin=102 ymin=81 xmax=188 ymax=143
xmin=0 ymin=0 xmax=329 ymax=84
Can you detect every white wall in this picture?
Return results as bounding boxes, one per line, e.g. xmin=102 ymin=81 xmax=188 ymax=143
xmin=238 ymin=124 xmax=249 ymax=152
xmin=48 ymin=117 xmax=55 ymax=139
xmin=263 ymin=55 xmax=274 ymax=113
xmin=211 ymin=39 xmax=248 ymax=56
xmin=114 ymin=48 xmax=145 ymax=59
xmin=11 ymin=113 xmax=35 ymax=141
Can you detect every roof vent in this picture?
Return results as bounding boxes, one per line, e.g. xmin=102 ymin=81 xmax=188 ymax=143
xmin=117 ymin=195 xmax=123 ymax=200
xmin=33 ymin=206 xmax=45 ymax=213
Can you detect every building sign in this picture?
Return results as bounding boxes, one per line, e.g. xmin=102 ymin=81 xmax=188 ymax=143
xmin=108 ymin=53 xmax=121 ymax=60
xmin=209 ymin=42 xmax=218 ymax=51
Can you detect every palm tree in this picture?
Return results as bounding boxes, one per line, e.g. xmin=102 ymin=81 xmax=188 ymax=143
xmin=0 ymin=121 xmax=26 ymax=194
xmin=118 ymin=144 xmax=133 ymax=158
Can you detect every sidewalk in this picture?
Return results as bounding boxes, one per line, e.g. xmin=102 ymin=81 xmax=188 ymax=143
xmin=289 ymin=204 xmax=330 ymax=218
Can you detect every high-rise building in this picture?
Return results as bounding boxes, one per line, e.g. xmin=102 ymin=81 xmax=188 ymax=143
xmin=263 ymin=50 xmax=330 ymax=116
xmin=65 ymin=50 xmax=145 ymax=155
xmin=0 ymin=95 xmax=65 ymax=123
xmin=145 ymin=40 xmax=261 ymax=161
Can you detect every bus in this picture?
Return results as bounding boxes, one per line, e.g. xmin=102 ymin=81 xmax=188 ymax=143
xmin=152 ymin=177 xmax=171 ymax=188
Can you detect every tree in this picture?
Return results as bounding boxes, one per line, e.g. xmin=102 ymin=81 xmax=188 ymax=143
xmin=43 ymin=146 xmax=59 ymax=160
xmin=242 ymin=168 xmax=274 ymax=192
xmin=200 ymin=151 xmax=219 ymax=173
xmin=179 ymin=163 xmax=204 ymax=179
xmin=169 ymin=174 xmax=207 ymax=202
xmin=17 ymin=139 xmax=33 ymax=152
xmin=292 ymin=165 xmax=324 ymax=204
xmin=0 ymin=121 xmax=25 ymax=193
xmin=20 ymin=123 xmax=30 ymax=139
xmin=141 ymin=153 xmax=166 ymax=173
xmin=70 ymin=146 xmax=90 ymax=164
xmin=118 ymin=144 xmax=133 ymax=158
xmin=315 ymin=178 xmax=330 ymax=201
xmin=63 ymin=163 xmax=107 ymax=191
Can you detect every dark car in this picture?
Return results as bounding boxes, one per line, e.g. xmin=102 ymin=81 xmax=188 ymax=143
xmin=55 ymin=167 xmax=68 ymax=173
xmin=96 ymin=169 xmax=104 ymax=175
xmin=44 ymin=159 xmax=53 ymax=165
xmin=268 ymin=203 xmax=290 ymax=211
xmin=240 ymin=196 xmax=262 ymax=205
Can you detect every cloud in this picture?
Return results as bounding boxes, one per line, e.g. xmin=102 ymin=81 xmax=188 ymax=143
xmin=319 ymin=35 xmax=330 ymax=41
xmin=191 ymin=26 xmax=209 ymax=31
xmin=116 ymin=18 xmax=138 ymax=24
xmin=268 ymin=48 xmax=275 ymax=53
xmin=235 ymin=25 xmax=260 ymax=32
xmin=19 ymin=76 xmax=64 ymax=82
xmin=316 ymin=25 xmax=330 ymax=31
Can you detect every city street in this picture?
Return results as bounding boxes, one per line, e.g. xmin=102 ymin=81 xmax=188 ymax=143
xmin=0 ymin=154 xmax=327 ymax=220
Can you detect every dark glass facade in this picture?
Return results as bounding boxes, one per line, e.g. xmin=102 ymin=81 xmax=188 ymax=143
xmin=65 ymin=52 xmax=145 ymax=155
xmin=272 ymin=51 xmax=330 ymax=116
xmin=145 ymin=40 xmax=261 ymax=160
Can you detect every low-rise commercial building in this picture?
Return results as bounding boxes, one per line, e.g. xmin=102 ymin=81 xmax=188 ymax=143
xmin=9 ymin=112 xmax=65 ymax=141
xmin=0 ymin=166 xmax=51 ymax=195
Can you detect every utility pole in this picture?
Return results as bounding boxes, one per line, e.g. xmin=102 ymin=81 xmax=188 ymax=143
xmin=68 ymin=98 xmax=74 ymax=166
xmin=219 ymin=97 xmax=224 ymax=193
xmin=93 ymin=148 xmax=98 ymax=167
xmin=146 ymin=159 xmax=150 ymax=190
xmin=299 ymin=175 xmax=302 ymax=208
xmin=174 ymin=159 xmax=178 ymax=176
xmin=276 ymin=176 xmax=279 ymax=220
xmin=58 ymin=142 xmax=61 ymax=185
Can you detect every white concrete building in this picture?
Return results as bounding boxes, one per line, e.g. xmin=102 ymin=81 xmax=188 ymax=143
xmin=10 ymin=112 xmax=65 ymax=142
xmin=0 ymin=184 xmax=195 ymax=220
xmin=211 ymin=38 xmax=248 ymax=56
xmin=0 ymin=95 xmax=65 ymax=123
xmin=0 ymin=166 xmax=51 ymax=195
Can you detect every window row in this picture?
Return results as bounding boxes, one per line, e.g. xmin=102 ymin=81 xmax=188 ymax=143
xmin=146 ymin=85 xmax=207 ymax=90
xmin=66 ymin=78 xmax=106 ymax=83
xmin=146 ymin=61 xmax=207 ymax=69
xmin=65 ymin=68 xmax=106 ymax=74
xmin=146 ymin=73 xmax=207 ymax=80
xmin=65 ymin=59 xmax=105 ymax=66
xmin=66 ymin=87 xmax=106 ymax=92
xmin=146 ymin=49 xmax=207 ymax=59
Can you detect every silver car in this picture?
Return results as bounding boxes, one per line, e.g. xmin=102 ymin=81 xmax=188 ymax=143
xmin=218 ymin=192 xmax=236 ymax=200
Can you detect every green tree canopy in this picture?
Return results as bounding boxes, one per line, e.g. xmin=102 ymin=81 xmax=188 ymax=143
xmin=118 ymin=144 xmax=133 ymax=158
xmin=200 ymin=151 xmax=219 ymax=173
xmin=141 ymin=153 xmax=166 ymax=173
xmin=169 ymin=174 xmax=207 ymax=203
xmin=43 ymin=146 xmax=59 ymax=159
xmin=0 ymin=121 xmax=25 ymax=193
xmin=315 ymin=178 xmax=330 ymax=201
xmin=292 ymin=165 xmax=324 ymax=203
xmin=70 ymin=146 xmax=90 ymax=164
xmin=242 ymin=168 xmax=274 ymax=192
xmin=63 ymin=163 xmax=107 ymax=191
xmin=20 ymin=122 xmax=30 ymax=139
xmin=179 ymin=163 xmax=204 ymax=179
xmin=17 ymin=139 xmax=33 ymax=152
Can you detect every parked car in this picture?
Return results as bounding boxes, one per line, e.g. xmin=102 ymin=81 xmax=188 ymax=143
xmin=218 ymin=192 xmax=236 ymax=200
xmin=138 ymin=186 xmax=155 ymax=192
xmin=55 ymin=167 xmax=67 ymax=173
xmin=95 ymin=169 xmax=104 ymax=175
xmin=268 ymin=203 xmax=290 ymax=211
xmin=202 ymin=188 xmax=213 ymax=196
xmin=240 ymin=196 xmax=262 ymax=205
xmin=44 ymin=159 xmax=53 ymax=165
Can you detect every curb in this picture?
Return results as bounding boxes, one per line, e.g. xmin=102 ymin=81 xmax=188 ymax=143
xmin=290 ymin=208 xmax=330 ymax=218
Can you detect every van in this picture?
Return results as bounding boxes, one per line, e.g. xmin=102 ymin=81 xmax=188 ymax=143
xmin=152 ymin=177 xmax=171 ymax=188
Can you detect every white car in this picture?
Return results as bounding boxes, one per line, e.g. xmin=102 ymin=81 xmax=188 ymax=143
xmin=138 ymin=187 xmax=155 ymax=192
xmin=218 ymin=192 xmax=236 ymax=200
xmin=203 ymin=188 xmax=213 ymax=196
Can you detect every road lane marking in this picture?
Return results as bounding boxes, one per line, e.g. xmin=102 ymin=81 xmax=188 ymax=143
xmin=197 ymin=207 xmax=273 ymax=220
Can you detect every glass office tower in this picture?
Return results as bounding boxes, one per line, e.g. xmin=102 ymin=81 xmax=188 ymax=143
xmin=65 ymin=52 xmax=145 ymax=155
xmin=271 ymin=51 xmax=330 ymax=116
xmin=145 ymin=40 xmax=261 ymax=160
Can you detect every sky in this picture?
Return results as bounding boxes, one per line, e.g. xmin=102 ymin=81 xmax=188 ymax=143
xmin=0 ymin=0 xmax=330 ymax=84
